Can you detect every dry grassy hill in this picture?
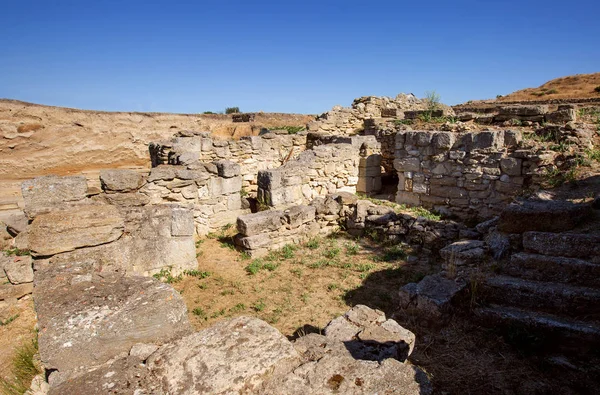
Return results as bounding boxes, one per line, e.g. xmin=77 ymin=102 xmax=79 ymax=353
xmin=497 ymin=72 xmax=600 ymax=102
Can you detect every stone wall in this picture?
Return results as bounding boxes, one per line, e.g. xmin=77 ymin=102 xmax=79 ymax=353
xmin=454 ymin=104 xmax=577 ymax=126
xmin=136 ymin=161 xmax=247 ymax=235
xmin=393 ymin=130 xmax=540 ymax=219
xmin=307 ymin=94 xmax=431 ymax=135
xmin=235 ymin=192 xmax=462 ymax=257
xmin=149 ymin=130 xmax=307 ymax=192
xmin=256 ymin=136 xmax=382 ymax=208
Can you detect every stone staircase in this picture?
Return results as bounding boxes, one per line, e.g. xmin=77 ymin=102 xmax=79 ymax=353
xmin=475 ymin=201 xmax=600 ymax=353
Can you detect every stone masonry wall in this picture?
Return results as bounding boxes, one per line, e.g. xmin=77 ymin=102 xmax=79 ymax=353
xmin=393 ymin=130 xmax=539 ymax=219
xmin=234 ymin=192 xmax=462 ymax=257
xmin=149 ymin=130 xmax=307 ymax=192
xmin=256 ymin=136 xmax=382 ymax=208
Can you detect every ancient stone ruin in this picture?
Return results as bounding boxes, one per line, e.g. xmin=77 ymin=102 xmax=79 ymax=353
xmin=1 ymin=93 xmax=599 ymax=393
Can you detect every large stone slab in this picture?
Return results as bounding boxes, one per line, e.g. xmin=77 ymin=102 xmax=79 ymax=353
xmin=237 ymin=210 xmax=286 ymax=236
xmin=499 ymin=200 xmax=592 ymax=233
xmin=99 ymin=169 xmax=144 ymax=192
xmin=146 ymin=316 xmax=300 ymax=394
xmin=21 ymin=175 xmax=88 ymax=218
xmin=1 ymin=253 xmax=33 ymax=284
xmin=34 ymin=265 xmax=192 ymax=384
xmin=523 ymin=232 xmax=600 ymax=259
xmin=42 ymin=205 xmax=196 ymax=275
xmin=28 ymin=205 xmax=124 ymax=256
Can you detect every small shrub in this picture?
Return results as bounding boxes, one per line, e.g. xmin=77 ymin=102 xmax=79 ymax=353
xmin=225 ymin=107 xmax=240 ymax=114
xmin=323 ymin=246 xmax=340 ymax=259
xmin=354 ymin=263 xmax=375 ymax=272
xmin=245 ymin=259 xmax=263 ymax=275
xmin=595 ymin=86 xmax=600 ymax=93
xmin=290 ymin=268 xmax=303 ymax=277
xmin=382 ymin=244 xmax=407 ymax=262
xmin=252 ymin=300 xmax=266 ymax=312
xmin=192 ymin=307 xmax=207 ymax=320
xmin=394 ymin=119 xmax=413 ymax=126
xmin=3 ymin=248 xmax=31 ymax=257
xmin=262 ymin=262 xmax=279 ymax=271
xmin=344 ymin=242 xmax=359 ymax=256
xmin=496 ymin=94 xmax=503 ymax=99
xmin=585 ymin=148 xmax=600 ymax=162
xmin=306 ymin=237 xmax=320 ymax=250
xmin=183 ymin=269 xmax=211 ymax=279
xmin=546 ymin=89 xmax=558 ymax=94
xmin=229 ymin=303 xmax=246 ymax=313
xmin=202 ymin=111 xmax=215 ymax=114
xmin=281 ymin=244 xmax=296 ymax=259
xmin=327 ymin=283 xmax=340 ymax=291
xmin=152 ymin=268 xmax=182 ymax=284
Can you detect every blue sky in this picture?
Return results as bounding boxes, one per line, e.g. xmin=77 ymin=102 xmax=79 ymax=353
xmin=1 ymin=0 xmax=598 ymax=114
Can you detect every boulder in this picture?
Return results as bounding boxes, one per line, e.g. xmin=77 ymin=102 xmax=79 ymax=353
xmin=28 ymin=205 xmax=124 ymax=256
xmin=146 ymin=316 xmax=300 ymax=394
xmin=99 ymin=169 xmax=144 ymax=192
xmin=263 ymin=333 xmax=431 ymax=395
xmin=21 ymin=175 xmax=88 ymax=218
xmin=399 ymin=273 xmax=467 ymax=319
xmin=499 ymin=200 xmax=592 ymax=233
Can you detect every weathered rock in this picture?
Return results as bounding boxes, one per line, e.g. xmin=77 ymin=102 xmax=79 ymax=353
xmin=399 ymin=273 xmax=467 ymax=319
xmin=499 ymin=200 xmax=592 ymax=233
xmin=1 ymin=253 xmax=33 ymax=284
xmin=171 ymin=207 xmax=195 ymax=236
xmin=263 ymin=333 xmax=431 ymax=395
xmin=215 ymin=160 xmax=241 ymax=178
xmin=285 ymin=205 xmax=316 ymax=227
xmin=21 ymin=176 xmax=88 ymax=218
xmin=42 ymin=205 xmax=196 ymax=275
xmin=3 ymin=212 xmax=28 ymax=235
xmin=99 ymin=192 xmax=150 ymax=207
xmin=439 ymin=240 xmax=486 ymax=266
xmin=475 ymin=216 xmax=498 ymax=235
xmin=523 ymin=232 xmax=600 ymax=259
xmin=146 ymin=316 xmax=300 ymax=394
xmin=99 ymin=169 xmax=144 ymax=192
xmin=34 ymin=267 xmax=192 ymax=384
xmin=0 ymin=282 xmax=33 ymax=301
xmin=237 ymin=210 xmax=286 ymax=236
xmin=485 ymin=229 xmax=511 ymax=260
xmin=28 ymin=205 xmax=124 ymax=256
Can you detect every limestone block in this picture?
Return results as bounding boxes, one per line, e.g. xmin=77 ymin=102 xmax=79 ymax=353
xmin=1 ymin=253 xmax=33 ymax=284
xmin=500 ymin=158 xmax=522 ymax=176
xmin=3 ymin=212 xmax=28 ymax=235
xmin=439 ymin=240 xmax=487 ymax=266
xmin=234 ymin=233 xmax=271 ymax=250
xmin=499 ymin=105 xmax=549 ymax=116
xmin=28 ymin=205 xmax=125 ymax=256
xmin=215 ymin=160 xmax=241 ymax=178
xmin=432 ymin=132 xmax=455 ymax=150
xmin=357 ymin=176 xmax=382 ymax=194
xmin=102 ymin=192 xmax=151 ymax=207
xmin=499 ymin=200 xmax=592 ymax=233
xmin=472 ymin=131 xmax=504 ymax=150
xmin=285 ymin=205 xmax=316 ymax=228
xmin=22 ymin=175 xmax=88 ymax=218
xmin=257 ymin=169 xmax=282 ymax=190
xmin=147 ymin=166 xmax=177 ymax=182
xmin=398 ymin=274 xmax=467 ymax=319
xmin=237 ymin=211 xmax=286 ymax=236
xmin=503 ymin=130 xmax=522 ymax=147
xmin=394 ymin=157 xmax=420 ymax=172
xmin=34 ymin=272 xmax=192 ymax=381
xmin=429 ymin=186 xmax=468 ymax=199
xmin=100 ymin=169 xmax=144 ymax=192
xmin=171 ymin=207 xmax=195 ymax=236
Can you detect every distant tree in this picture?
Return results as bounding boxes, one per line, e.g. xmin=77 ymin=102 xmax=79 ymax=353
xmin=225 ymin=107 xmax=240 ymax=114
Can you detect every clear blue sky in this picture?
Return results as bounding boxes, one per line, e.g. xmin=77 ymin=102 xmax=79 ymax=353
xmin=1 ymin=0 xmax=598 ymax=114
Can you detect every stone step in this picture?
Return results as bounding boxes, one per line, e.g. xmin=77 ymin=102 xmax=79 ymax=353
xmin=502 ymin=253 xmax=600 ymax=288
xmin=482 ymin=275 xmax=600 ymax=321
xmin=523 ymin=232 xmax=600 ymax=260
xmin=499 ymin=200 xmax=592 ymax=233
xmin=474 ymin=305 xmax=600 ymax=350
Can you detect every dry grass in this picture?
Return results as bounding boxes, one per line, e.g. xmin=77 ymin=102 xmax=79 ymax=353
xmin=174 ymin=228 xmax=430 ymax=337
xmin=497 ymin=72 xmax=600 ymax=102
